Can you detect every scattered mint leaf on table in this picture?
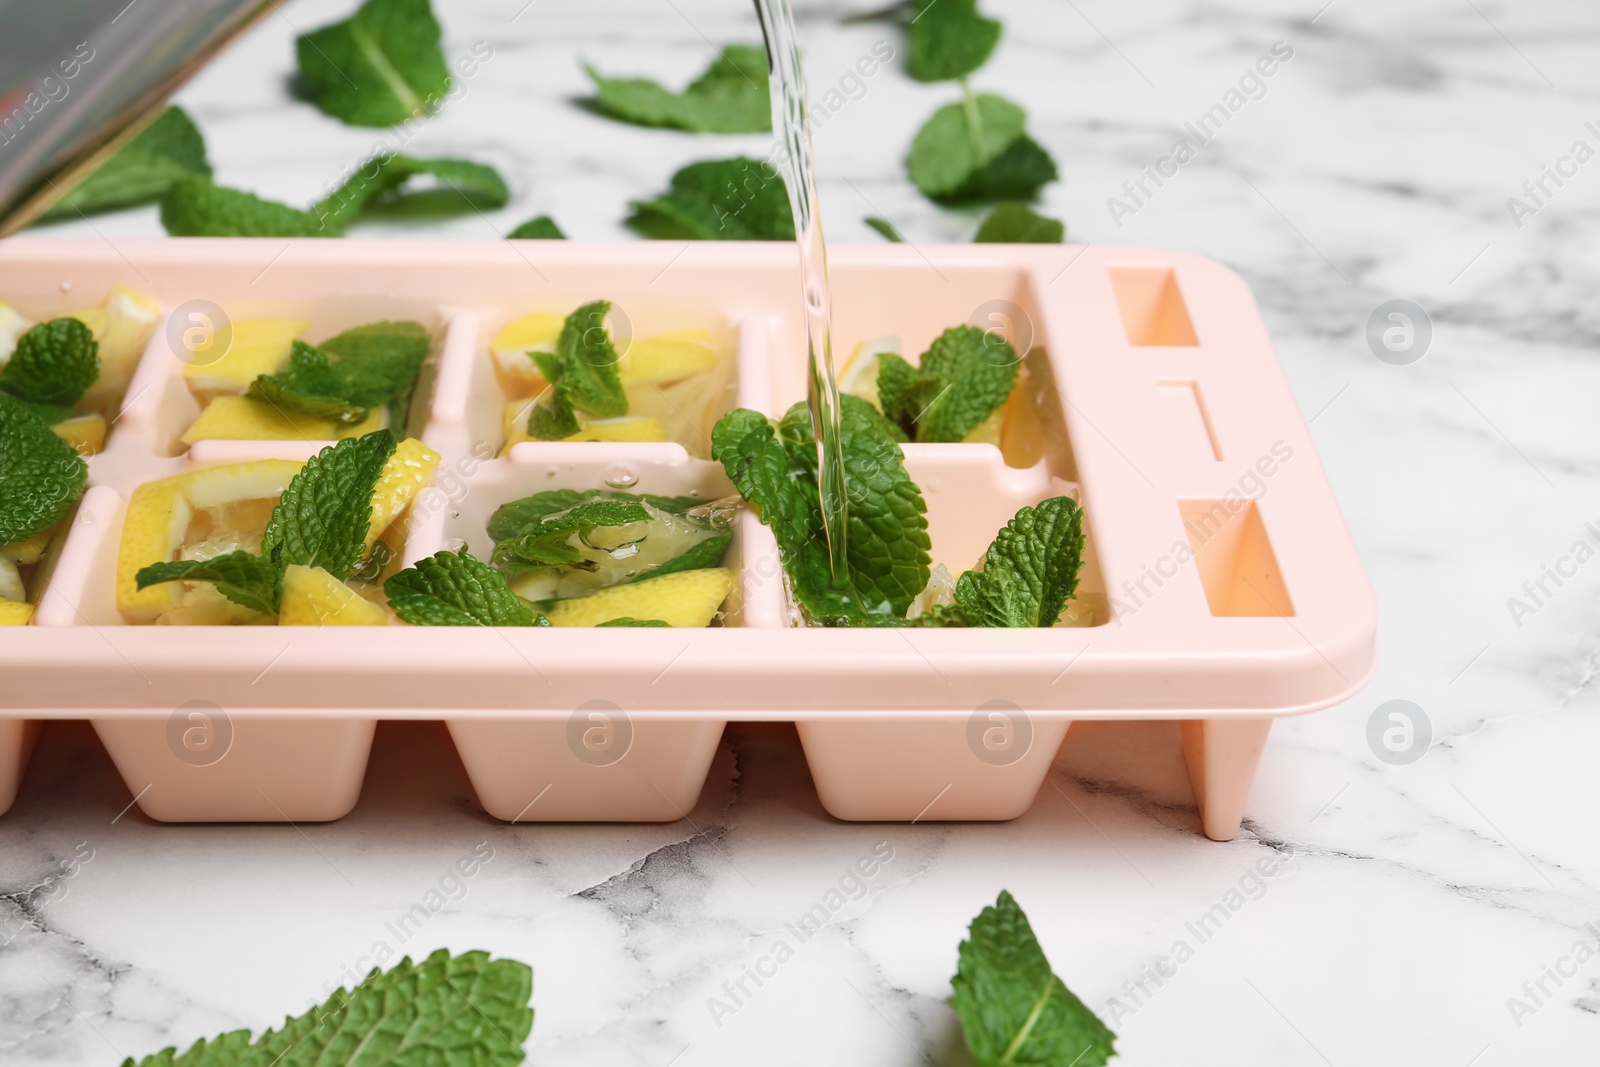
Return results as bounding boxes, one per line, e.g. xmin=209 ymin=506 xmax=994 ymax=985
xmin=908 ymin=0 xmax=1001 ymax=82
xmin=508 ymin=215 xmax=566 ymax=239
xmin=0 ymin=398 xmax=88 ymax=544
xmin=295 ymin=0 xmax=451 ymax=128
xmin=952 ymin=891 xmax=1117 ymax=1067
xmin=161 ymin=178 xmax=327 ymax=237
xmin=135 ymin=551 xmax=282 ymax=617
xmin=954 ymin=496 xmax=1085 ymax=628
xmin=975 ymin=203 xmax=1064 ymax=243
xmin=628 ymin=157 xmax=794 ymax=241
xmin=262 ymin=430 xmax=396 ymax=578
xmin=907 ymin=92 xmax=1057 ymax=203
xmin=864 ymin=216 xmax=906 ymax=242
xmin=587 ymin=44 xmax=771 ymax=133
xmin=878 ymin=325 xmax=1018 ymax=443
xmin=386 ymin=549 xmax=547 ymax=626
xmin=119 ymin=948 xmax=534 ymax=1067
xmin=38 ymin=106 xmax=210 ymax=222
xmin=0 ymin=318 xmax=99 ymax=409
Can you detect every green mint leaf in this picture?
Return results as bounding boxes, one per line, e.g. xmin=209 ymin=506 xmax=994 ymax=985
xmin=386 ymin=549 xmax=544 ymax=626
xmin=0 ymin=397 xmax=88 ymax=543
xmin=906 ymin=601 xmax=974 ymax=627
xmin=250 ymin=324 xmax=429 ymax=422
xmin=249 ymin=375 xmax=367 ymax=424
xmin=120 ymin=948 xmax=534 ymax=1067
xmin=864 ymin=216 xmax=906 ymax=242
xmin=907 ymin=93 xmax=1057 ymax=203
xmin=550 ymin=300 xmax=627 ymax=418
xmin=0 ymin=318 xmax=99 ymax=408
xmin=262 ymin=431 xmax=397 ymax=579
xmin=641 ymin=531 xmax=732 ymax=579
xmin=2 ymin=397 xmax=74 ymax=426
xmin=975 ymin=203 xmax=1064 ymax=243
xmin=487 ymin=489 xmax=704 ymax=541
xmin=876 ymin=352 xmax=944 ymax=440
xmin=39 ymin=107 xmax=210 ymax=222
xmin=955 ymin=496 xmax=1085 ymax=627
xmin=908 ymin=0 xmax=1001 ymax=82
xmin=952 ymin=891 xmax=1116 ymax=1067
xmin=915 ymin=325 xmax=1019 ymax=442
xmin=161 ymin=177 xmax=328 ymax=237
xmin=776 ymin=400 xmax=932 ymax=615
xmin=134 ymin=551 xmax=282 ymax=616
xmin=597 ymin=617 xmax=670 ymax=627
xmin=508 ymin=215 xmax=566 ymax=239
xmin=492 ymin=499 xmax=652 ymax=571
xmin=628 ymin=157 xmax=794 ymax=241
xmin=714 ymin=403 xmax=930 ymax=624
xmin=295 ymin=0 xmax=450 ymax=128
xmin=316 ymin=155 xmax=510 ymax=230
xmin=587 ymin=45 xmax=770 ymax=133
xmin=527 ymin=386 xmax=581 ymax=440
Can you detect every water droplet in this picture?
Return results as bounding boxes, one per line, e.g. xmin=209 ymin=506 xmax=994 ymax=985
xmin=444 ymin=538 xmax=467 ymax=552
xmin=805 ymin=285 xmax=824 ymax=313
xmin=59 ymin=280 xmax=72 ymax=293
xmin=605 ymin=466 xmax=638 ymax=489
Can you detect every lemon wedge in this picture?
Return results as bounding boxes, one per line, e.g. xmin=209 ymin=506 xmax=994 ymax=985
xmin=0 ymin=601 xmax=34 ymax=625
xmin=490 ymin=312 xmax=563 ymax=396
xmin=181 ymin=396 xmax=384 ymax=444
xmin=619 ymin=334 xmax=719 ymax=386
xmin=116 ymin=474 xmax=195 ymax=622
xmin=279 ymin=564 xmax=388 ymax=626
xmin=837 ymin=336 xmax=900 ymax=409
xmin=0 ymin=557 xmax=25 ymax=602
xmin=366 ymin=438 xmax=440 ymax=550
xmin=2 ymin=528 xmax=55 ymax=565
xmin=544 ymin=567 xmax=733 ymax=628
xmin=181 ymin=318 xmax=309 ymax=395
xmin=566 ymin=416 xmax=667 ymax=443
xmin=52 ymin=413 xmax=107 ymax=456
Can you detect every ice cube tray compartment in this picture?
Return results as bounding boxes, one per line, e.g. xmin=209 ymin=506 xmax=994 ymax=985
xmin=0 ymin=239 xmax=1376 ymax=839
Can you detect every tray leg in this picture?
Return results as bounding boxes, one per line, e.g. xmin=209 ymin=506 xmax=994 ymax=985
xmin=0 ymin=720 xmax=40 ymax=816
xmin=796 ymin=716 xmax=1071 ymax=821
xmin=91 ymin=716 xmax=376 ymax=823
xmin=1181 ymin=718 xmax=1272 ymax=841
xmin=446 ymin=717 xmax=725 ymax=822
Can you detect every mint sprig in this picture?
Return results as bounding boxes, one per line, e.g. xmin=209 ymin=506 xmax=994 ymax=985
xmin=295 ymin=0 xmax=451 ymax=128
xmin=0 ymin=397 xmax=89 ymax=544
xmin=908 ymin=0 xmax=1001 ymax=82
xmin=39 ymin=107 xmax=210 ymax=223
xmin=487 ymin=489 xmax=705 ymax=542
xmin=526 ymin=301 xmax=628 ymax=438
xmin=587 ymin=44 xmax=771 ymax=133
xmin=386 ymin=549 xmax=547 ymax=626
xmin=628 ymin=158 xmax=794 ymax=241
xmin=0 ymin=318 xmax=100 ymax=409
xmin=492 ymin=499 xmax=651 ymax=571
xmin=952 ymin=891 xmax=1116 ymax=1067
xmin=879 ymin=325 xmax=1018 ymax=443
xmin=954 ymin=496 xmax=1085 ymax=627
xmin=249 ymin=324 xmax=430 ymax=424
xmin=119 ymin=949 xmax=533 ymax=1067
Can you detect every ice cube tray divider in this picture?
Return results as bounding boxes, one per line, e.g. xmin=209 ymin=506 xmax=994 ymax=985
xmin=0 ymin=238 xmax=1376 ymax=839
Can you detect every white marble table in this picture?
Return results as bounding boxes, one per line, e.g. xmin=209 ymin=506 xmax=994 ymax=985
xmin=9 ymin=0 xmax=1600 ymax=1063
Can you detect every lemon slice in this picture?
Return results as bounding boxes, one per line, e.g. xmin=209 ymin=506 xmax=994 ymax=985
xmin=618 ymin=334 xmax=719 ymax=386
xmin=179 ymin=459 xmax=303 ymax=509
xmin=961 ymin=408 xmax=1004 ymax=446
xmin=279 ymin=564 xmax=388 ymax=626
xmin=52 ymin=413 xmax=107 ymax=456
xmin=0 ymin=600 xmax=34 ymax=625
xmin=366 ymin=438 xmax=440 ymax=550
xmin=73 ymin=286 xmax=161 ymax=411
xmin=67 ymin=307 xmax=107 ymax=338
xmin=117 ymin=474 xmax=195 ymax=622
xmin=2 ymin=527 xmax=54 ymax=565
xmin=1000 ymin=380 xmax=1047 ymax=468
xmin=181 ymin=318 xmax=310 ymax=395
xmin=182 ymin=396 xmax=355 ymax=444
xmin=490 ymin=312 xmax=563 ymax=396
xmin=565 ymin=416 xmax=667 ymax=443
xmin=544 ymin=567 xmax=733 ymax=627
xmin=837 ymin=336 xmax=900 ymax=409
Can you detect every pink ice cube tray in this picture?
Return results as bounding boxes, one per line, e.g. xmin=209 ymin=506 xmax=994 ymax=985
xmin=0 ymin=238 xmax=1376 ymax=840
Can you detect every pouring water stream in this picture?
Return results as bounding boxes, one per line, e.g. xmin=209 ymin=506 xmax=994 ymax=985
xmin=753 ymin=0 xmax=850 ymax=585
